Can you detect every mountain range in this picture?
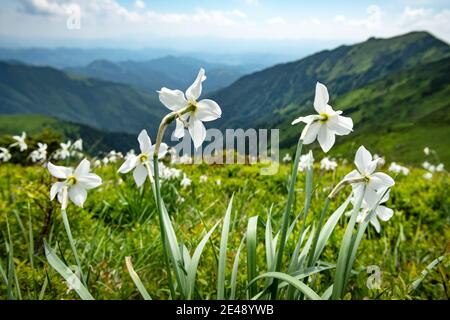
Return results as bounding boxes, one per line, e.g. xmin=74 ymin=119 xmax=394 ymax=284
xmin=65 ymin=55 xmax=252 ymax=93
xmin=0 ymin=31 xmax=449 ymax=164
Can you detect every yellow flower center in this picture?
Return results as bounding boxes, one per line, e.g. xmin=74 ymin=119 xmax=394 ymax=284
xmin=67 ymin=175 xmax=77 ymax=186
xmin=319 ymin=113 xmax=329 ymax=123
xmin=139 ymin=153 xmax=148 ymax=163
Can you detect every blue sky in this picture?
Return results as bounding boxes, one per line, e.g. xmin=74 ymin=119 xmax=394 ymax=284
xmin=1 ymin=0 xmax=449 ymax=52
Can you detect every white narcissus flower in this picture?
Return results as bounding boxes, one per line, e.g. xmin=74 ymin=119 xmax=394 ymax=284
xmin=73 ymin=139 xmax=83 ymax=151
xmin=30 ymin=143 xmax=48 ymax=162
xmin=388 ymin=162 xmax=409 ymax=175
xmin=199 ymin=175 xmax=208 ymax=183
xmin=48 ymin=159 xmax=102 ymax=209
xmin=180 ymin=174 xmax=191 ymax=188
xmin=118 ymin=129 xmax=168 ymax=187
xmin=298 ymin=151 xmax=314 ymax=172
xmin=291 ymin=82 xmax=353 ymax=152
xmin=423 ymin=147 xmax=430 ymax=155
xmin=344 ymin=146 xmax=395 ymax=207
xmin=0 ymin=147 xmax=12 ymax=162
xmin=158 ymin=68 xmax=222 ymax=149
xmin=347 ymin=188 xmax=394 ymax=233
xmin=10 ymin=131 xmax=28 ymax=152
xmin=320 ymin=157 xmax=338 ymax=171
xmin=282 ymin=153 xmax=292 ymax=163
xmin=423 ymin=172 xmax=433 ymax=180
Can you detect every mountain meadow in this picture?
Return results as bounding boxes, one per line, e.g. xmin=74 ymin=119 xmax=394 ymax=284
xmin=0 ymin=31 xmax=449 ymax=302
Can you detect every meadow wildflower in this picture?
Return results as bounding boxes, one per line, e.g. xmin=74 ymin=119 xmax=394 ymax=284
xmin=297 ymin=151 xmax=314 ymax=172
xmin=0 ymin=147 xmax=12 ymax=162
xmin=48 ymin=159 xmax=102 ymax=209
xmin=291 ymin=82 xmax=353 ymax=152
xmin=30 ymin=142 xmax=47 ymax=162
xmin=118 ymin=129 xmax=168 ymax=187
xmin=158 ymin=68 xmax=222 ymax=148
xmin=282 ymin=153 xmax=292 ymax=163
xmin=320 ymin=157 xmax=338 ymax=171
xmin=343 ymin=146 xmax=395 ymax=207
xmin=10 ymin=131 xmax=27 ymax=151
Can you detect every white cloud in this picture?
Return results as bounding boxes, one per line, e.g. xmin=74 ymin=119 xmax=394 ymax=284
xmin=134 ymin=0 xmax=145 ymax=10
xmin=267 ymin=17 xmax=286 ymax=25
xmin=7 ymin=1 xmax=450 ymax=45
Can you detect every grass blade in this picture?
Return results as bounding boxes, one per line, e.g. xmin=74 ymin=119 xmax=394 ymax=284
xmin=246 ymin=216 xmax=259 ymax=298
xmin=217 ymin=194 xmax=234 ymax=299
xmin=44 ymin=240 xmax=94 ymax=300
xmin=125 ymin=256 xmax=152 ymax=300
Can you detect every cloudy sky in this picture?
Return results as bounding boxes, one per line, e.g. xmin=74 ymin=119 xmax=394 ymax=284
xmin=1 ymin=0 xmax=449 ymax=52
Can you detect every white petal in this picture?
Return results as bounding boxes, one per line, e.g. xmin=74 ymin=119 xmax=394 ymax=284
xmin=158 ymin=87 xmax=187 ymax=111
xmin=158 ymin=143 xmax=169 ymax=159
xmin=326 ymin=114 xmax=353 ymax=135
xmin=50 ymin=182 xmax=65 ymax=201
xmin=377 ymin=205 xmax=394 ymax=221
xmin=77 ymin=173 xmax=102 ymax=190
xmin=313 ymin=82 xmax=329 ymax=114
xmin=68 ymin=185 xmax=87 ymax=208
xmin=138 ymin=129 xmax=152 ymax=154
xmin=354 ymin=146 xmax=372 ymax=174
xmin=344 ymin=169 xmax=362 ymax=180
xmin=365 ymin=159 xmax=379 ymax=175
xmin=370 ymin=172 xmax=395 ymax=190
xmin=196 ymin=99 xmax=221 ymax=122
xmin=317 ymin=125 xmax=335 ymax=153
xmin=370 ymin=215 xmax=381 ymax=233
xmin=188 ymin=116 xmax=206 ymax=149
xmin=186 ymin=68 xmax=206 ymax=101
xmin=133 ymin=164 xmax=148 ymax=187
xmin=118 ymin=155 xmax=138 ymax=174
xmin=364 ymin=186 xmax=380 ymax=208
xmin=47 ymin=162 xmax=72 ymax=179
xmin=302 ymin=121 xmax=320 ymax=144
xmin=292 ymin=115 xmax=317 ymax=125
xmin=352 ymin=182 xmax=365 ymax=204
xmin=173 ymin=118 xmax=186 ymax=139
xmin=74 ymin=159 xmax=90 ymax=177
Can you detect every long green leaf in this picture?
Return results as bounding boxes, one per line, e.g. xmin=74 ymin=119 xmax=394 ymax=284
xmin=246 ymin=216 xmax=259 ymax=298
xmin=187 ymin=222 xmax=219 ymax=299
xmin=230 ymin=236 xmax=245 ymax=300
xmin=217 ymin=194 xmax=234 ymax=299
xmin=125 ymin=256 xmax=152 ymax=300
xmin=44 ymin=240 xmax=94 ymax=300
xmin=312 ymin=195 xmax=352 ymax=263
xmin=249 ymin=272 xmax=322 ymax=300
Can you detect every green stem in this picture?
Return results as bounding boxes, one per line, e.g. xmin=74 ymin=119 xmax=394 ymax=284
xmin=150 ymin=157 xmax=176 ymax=299
xmin=307 ymin=197 xmax=331 ymax=268
xmin=60 ymin=201 xmax=86 ymax=286
xmin=271 ymin=136 xmax=303 ymax=300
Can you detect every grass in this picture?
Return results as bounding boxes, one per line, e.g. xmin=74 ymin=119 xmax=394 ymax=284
xmin=0 ymin=156 xmax=448 ymax=300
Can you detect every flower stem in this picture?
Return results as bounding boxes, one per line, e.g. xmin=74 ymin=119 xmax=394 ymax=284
xmin=149 ymin=158 xmax=176 ymax=298
xmin=271 ymin=136 xmax=303 ymax=300
xmin=154 ymin=104 xmax=195 ymax=156
xmin=60 ymin=187 xmax=86 ymax=286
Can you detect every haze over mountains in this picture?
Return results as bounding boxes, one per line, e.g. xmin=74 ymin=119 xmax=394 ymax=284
xmin=0 ymin=31 xmax=449 ymax=164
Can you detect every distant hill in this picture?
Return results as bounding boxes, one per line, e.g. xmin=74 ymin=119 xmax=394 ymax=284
xmin=0 ymin=114 xmax=137 ymax=153
xmin=0 ymin=61 xmax=166 ymax=135
xmin=65 ymin=55 xmax=250 ymax=93
xmin=209 ymin=31 xmax=450 ymax=165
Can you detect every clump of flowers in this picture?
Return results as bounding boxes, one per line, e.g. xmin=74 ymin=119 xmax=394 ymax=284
xmin=0 ymin=147 xmax=12 ymax=162
xmin=30 ymin=142 xmax=48 ymax=163
xmin=388 ymin=162 xmax=410 ymax=175
xmin=10 ymin=131 xmax=28 ymax=152
xmin=320 ymin=157 xmax=338 ymax=171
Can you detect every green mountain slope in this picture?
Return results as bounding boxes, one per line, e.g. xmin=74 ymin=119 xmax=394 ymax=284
xmin=209 ymin=31 xmax=450 ymax=165
xmin=0 ymin=114 xmax=137 ymax=153
xmin=0 ymin=61 xmax=166 ymax=134
xmin=280 ymin=57 xmax=450 ymax=165
xmin=211 ymin=31 xmax=450 ymax=130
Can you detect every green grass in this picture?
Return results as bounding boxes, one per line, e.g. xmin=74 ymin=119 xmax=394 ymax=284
xmin=0 ymin=158 xmax=448 ymax=300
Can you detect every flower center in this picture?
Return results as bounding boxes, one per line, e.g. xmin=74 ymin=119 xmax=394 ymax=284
xmin=139 ymin=153 xmax=149 ymax=163
xmin=187 ymin=101 xmax=197 ymax=113
xmin=363 ymin=175 xmax=371 ymax=183
xmin=67 ymin=175 xmax=77 ymax=186
xmin=319 ymin=113 xmax=329 ymax=123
